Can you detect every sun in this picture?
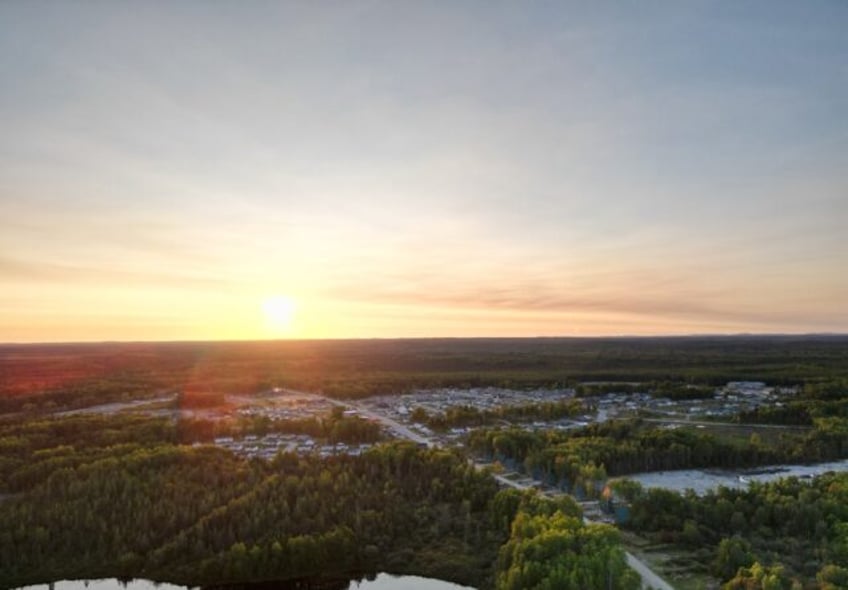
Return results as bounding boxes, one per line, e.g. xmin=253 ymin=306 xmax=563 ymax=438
xmin=262 ymin=296 xmax=297 ymax=333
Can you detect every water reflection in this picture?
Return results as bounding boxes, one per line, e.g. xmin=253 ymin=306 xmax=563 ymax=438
xmin=17 ymin=574 xmax=474 ymax=590
xmin=348 ymin=574 xmax=473 ymax=589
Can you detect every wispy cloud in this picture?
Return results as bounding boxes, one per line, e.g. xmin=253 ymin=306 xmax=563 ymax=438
xmin=0 ymin=256 xmax=231 ymax=289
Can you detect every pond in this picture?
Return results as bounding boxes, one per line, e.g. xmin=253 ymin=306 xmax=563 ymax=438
xmin=349 ymin=574 xmax=474 ymax=589
xmin=626 ymin=458 xmax=848 ymax=495
xmin=17 ymin=574 xmax=475 ymax=590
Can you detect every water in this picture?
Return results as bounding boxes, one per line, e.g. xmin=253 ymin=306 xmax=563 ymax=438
xmin=16 ymin=574 xmax=474 ymax=590
xmin=16 ymin=583 xmax=186 ymax=590
xmin=626 ymin=458 xmax=848 ymax=495
xmin=349 ymin=574 xmax=473 ymax=589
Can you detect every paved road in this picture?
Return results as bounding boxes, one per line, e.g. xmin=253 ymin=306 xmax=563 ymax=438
xmin=54 ymin=395 xmax=177 ymax=417
xmin=625 ymin=552 xmax=675 ymax=590
xmin=321 ymin=395 xmax=434 ymax=446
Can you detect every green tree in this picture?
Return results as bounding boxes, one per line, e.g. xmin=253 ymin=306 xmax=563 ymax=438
xmin=713 ymin=536 xmax=755 ymax=580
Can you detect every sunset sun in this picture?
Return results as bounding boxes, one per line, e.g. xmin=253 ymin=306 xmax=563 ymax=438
xmin=262 ymin=296 xmax=297 ymax=333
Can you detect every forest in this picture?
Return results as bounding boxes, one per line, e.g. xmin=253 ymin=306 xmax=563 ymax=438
xmin=0 ymin=412 xmax=632 ymax=590
xmin=734 ymin=381 xmax=848 ymax=427
xmin=615 ymin=472 xmax=848 ymax=588
xmin=493 ymin=490 xmax=640 ymax=590
xmin=176 ymin=406 xmax=386 ymax=445
xmin=3 ymin=336 xmax=847 ymax=413
xmin=0 ymin=412 xmax=493 ymax=587
xmin=467 ymin=418 xmax=848 ymax=499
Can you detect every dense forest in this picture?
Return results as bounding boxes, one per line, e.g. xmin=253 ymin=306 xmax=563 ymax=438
xmin=467 ymin=418 xmax=848 ymax=498
xmin=616 ymin=472 xmax=848 ymax=588
xmin=734 ymin=381 xmax=848 ymax=427
xmin=0 ymin=413 xmax=501 ymax=588
xmin=492 ymin=490 xmax=640 ymax=590
xmin=176 ymin=406 xmax=386 ymax=445
xmin=0 ymin=411 xmax=637 ymax=590
xmin=2 ymin=336 xmax=847 ymax=412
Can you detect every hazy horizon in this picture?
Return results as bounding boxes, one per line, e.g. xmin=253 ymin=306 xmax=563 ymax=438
xmin=4 ymin=332 xmax=848 ymax=347
xmin=2 ymin=2 xmax=846 ymax=342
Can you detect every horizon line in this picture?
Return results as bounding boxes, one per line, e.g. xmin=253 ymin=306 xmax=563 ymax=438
xmin=2 ymin=332 xmax=847 ymax=347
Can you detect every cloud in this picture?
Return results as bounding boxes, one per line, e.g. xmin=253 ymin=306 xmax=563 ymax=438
xmin=0 ymin=256 xmax=230 ymax=290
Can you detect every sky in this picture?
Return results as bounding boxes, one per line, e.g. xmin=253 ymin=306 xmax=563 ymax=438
xmin=1 ymin=1 xmax=846 ymax=342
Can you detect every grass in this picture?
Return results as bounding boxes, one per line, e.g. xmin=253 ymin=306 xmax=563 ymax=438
xmin=619 ymin=530 xmax=719 ymax=590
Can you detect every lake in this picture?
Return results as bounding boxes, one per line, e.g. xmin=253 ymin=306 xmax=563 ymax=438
xmin=16 ymin=574 xmax=474 ymax=590
xmin=627 ymin=458 xmax=848 ymax=495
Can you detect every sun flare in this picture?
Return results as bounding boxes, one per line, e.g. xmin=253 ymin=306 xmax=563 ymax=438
xmin=262 ymin=296 xmax=297 ymax=333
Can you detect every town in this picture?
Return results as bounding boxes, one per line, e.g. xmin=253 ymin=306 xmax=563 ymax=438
xmin=200 ymin=381 xmax=793 ymax=461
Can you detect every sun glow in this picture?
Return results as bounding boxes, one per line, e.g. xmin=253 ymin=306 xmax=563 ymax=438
xmin=262 ymin=296 xmax=297 ymax=334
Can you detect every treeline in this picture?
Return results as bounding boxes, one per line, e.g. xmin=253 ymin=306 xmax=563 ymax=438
xmin=467 ymin=419 xmax=848 ymax=497
xmin=0 ymin=381 xmax=166 ymax=415
xmin=574 ymin=383 xmax=643 ymax=397
xmin=804 ymin=380 xmax=848 ymax=401
xmin=177 ymin=408 xmax=385 ymax=445
xmin=0 ymin=414 xmax=505 ymax=589
xmin=735 ymin=382 xmax=848 ymax=426
xmin=493 ymin=489 xmax=640 ymax=590
xmin=0 ymin=413 xmax=178 ymax=493
xmin=4 ymin=337 xmax=848 ymax=410
xmin=652 ymin=382 xmax=716 ymax=400
xmin=0 ymin=412 xmax=384 ymax=494
xmin=574 ymin=381 xmax=716 ymax=400
xmin=619 ymin=472 xmax=848 ymax=587
xmin=411 ymin=399 xmax=586 ymax=431
xmin=735 ymin=402 xmax=814 ymax=426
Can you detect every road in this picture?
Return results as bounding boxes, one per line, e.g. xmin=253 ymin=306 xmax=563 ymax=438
xmin=625 ymin=552 xmax=675 ymax=590
xmin=54 ymin=395 xmax=177 ymax=417
xmin=327 ymin=397 xmax=433 ymax=446
xmin=315 ymin=391 xmax=677 ymax=590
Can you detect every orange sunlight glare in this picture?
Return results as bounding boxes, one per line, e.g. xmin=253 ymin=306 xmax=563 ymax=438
xmin=262 ymin=296 xmax=297 ymax=336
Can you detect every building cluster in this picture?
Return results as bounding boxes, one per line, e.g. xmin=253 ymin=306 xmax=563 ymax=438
xmin=722 ymin=381 xmax=780 ymax=399
xmin=594 ymin=382 xmax=796 ymax=422
xmin=594 ymin=392 xmax=654 ymax=422
xmin=210 ymin=433 xmax=378 ymax=460
xmin=234 ymin=390 xmax=336 ymax=420
xmin=361 ymin=386 xmax=575 ymax=419
xmin=358 ymin=387 xmax=590 ymax=445
xmin=206 ymin=381 xmax=798 ymax=459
